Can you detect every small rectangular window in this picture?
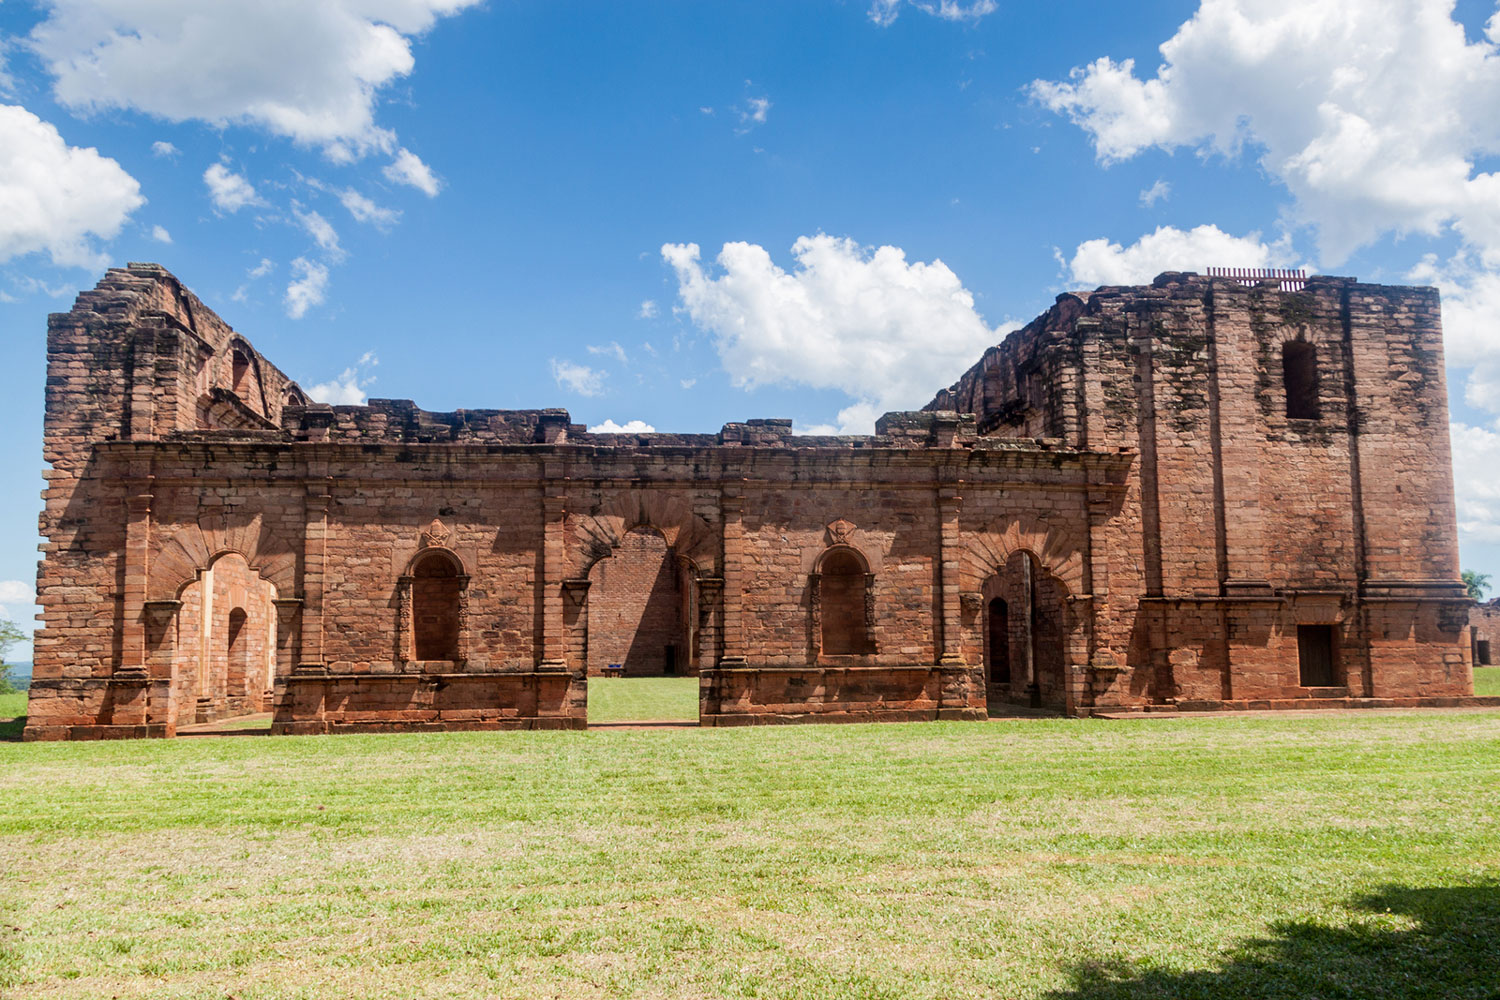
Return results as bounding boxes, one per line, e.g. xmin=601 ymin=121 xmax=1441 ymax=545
xmin=1283 ymin=341 xmax=1320 ymax=419
xmin=1297 ymin=624 xmax=1337 ymax=686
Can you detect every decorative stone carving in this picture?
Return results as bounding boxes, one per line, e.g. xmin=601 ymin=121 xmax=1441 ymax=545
xmin=421 ymin=517 xmax=452 ymax=549
xmin=562 ymin=579 xmax=592 ymax=607
xmin=826 ymin=518 xmax=856 ymax=546
xmin=395 ymin=575 xmax=414 ymax=663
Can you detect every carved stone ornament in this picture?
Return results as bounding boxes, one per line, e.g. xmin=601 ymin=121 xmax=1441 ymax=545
xmin=826 ymin=518 xmax=856 ymax=546
xmin=421 ymin=517 xmax=452 ymax=549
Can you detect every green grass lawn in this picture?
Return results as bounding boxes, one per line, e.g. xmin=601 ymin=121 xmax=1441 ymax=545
xmin=1475 ymin=665 xmax=1500 ymax=697
xmin=1 ymin=712 xmax=1497 ymax=998
xmin=0 ymin=688 xmax=26 ymax=720
xmin=588 ymin=676 xmax=699 ymax=722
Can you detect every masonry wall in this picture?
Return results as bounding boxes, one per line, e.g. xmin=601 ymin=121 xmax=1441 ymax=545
xmin=25 ymin=265 xmax=1481 ymax=740
xmin=929 ymin=271 xmax=1473 ymax=708
xmin=586 ymin=528 xmax=686 ymax=676
xmin=1473 ymin=601 xmax=1499 ymax=666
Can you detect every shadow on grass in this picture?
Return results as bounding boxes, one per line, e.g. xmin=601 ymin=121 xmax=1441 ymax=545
xmin=0 ymin=716 xmax=23 ymax=741
xmin=1048 ymin=885 xmax=1500 ymax=1000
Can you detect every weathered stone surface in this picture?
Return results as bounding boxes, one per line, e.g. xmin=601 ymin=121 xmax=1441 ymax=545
xmin=1473 ymin=599 xmax=1499 ymax=667
xmin=23 ymin=265 xmax=1480 ymax=739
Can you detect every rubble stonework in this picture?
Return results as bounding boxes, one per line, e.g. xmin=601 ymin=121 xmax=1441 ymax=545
xmin=24 ymin=264 xmax=1483 ymax=739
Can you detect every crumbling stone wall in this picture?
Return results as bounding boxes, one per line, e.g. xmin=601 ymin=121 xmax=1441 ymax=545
xmin=930 ymin=271 xmax=1474 ymax=710
xmin=1473 ymin=600 xmax=1499 ymax=667
xmin=23 ymin=264 xmax=1482 ymax=740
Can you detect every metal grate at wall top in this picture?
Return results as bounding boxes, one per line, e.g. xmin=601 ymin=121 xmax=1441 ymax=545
xmin=1206 ymin=266 xmax=1308 ymax=291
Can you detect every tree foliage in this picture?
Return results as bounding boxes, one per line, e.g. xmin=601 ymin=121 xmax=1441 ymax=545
xmin=1462 ymin=570 xmax=1492 ymax=602
xmin=0 ymin=618 xmax=23 ymax=695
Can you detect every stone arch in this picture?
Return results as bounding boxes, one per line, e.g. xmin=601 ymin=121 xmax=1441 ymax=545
xmin=961 ymin=517 xmax=1084 ymax=597
xmin=149 ymin=511 xmax=299 ymax=601
xmin=814 ymin=543 xmax=870 ymax=575
xmin=404 ymin=547 xmax=468 ymax=662
xmin=175 ymin=549 xmax=280 ymax=723
xmin=224 ymin=335 xmax=268 ymax=413
xmin=402 ymin=544 xmax=468 ymax=578
xmin=812 ymin=543 xmax=876 ymax=657
xmin=569 ymin=490 xmax=718 ymax=578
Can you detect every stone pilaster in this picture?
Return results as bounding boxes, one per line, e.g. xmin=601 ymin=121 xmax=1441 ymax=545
xmin=121 ymin=485 xmax=153 ymax=677
xmin=720 ymin=487 xmax=746 ymax=665
xmin=298 ymin=480 xmax=331 ymax=671
xmin=541 ymin=477 xmax=567 ymax=668
xmin=937 ymin=486 xmax=964 ymax=665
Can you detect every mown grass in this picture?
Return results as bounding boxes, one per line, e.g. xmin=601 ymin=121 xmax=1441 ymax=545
xmin=588 ymin=676 xmax=698 ymax=722
xmin=1475 ymin=665 xmax=1500 ymax=697
xmin=0 ymin=689 xmax=26 ymax=720
xmin=1 ymin=711 xmax=1497 ymax=999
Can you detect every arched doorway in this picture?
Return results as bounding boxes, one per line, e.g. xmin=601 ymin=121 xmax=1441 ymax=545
xmin=176 ymin=552 xmax=278 ymax=724
xmin=586 ymin=526 xmax=692 ymax=677
xmin=984 ymin=551 xmax=1068 ymax=709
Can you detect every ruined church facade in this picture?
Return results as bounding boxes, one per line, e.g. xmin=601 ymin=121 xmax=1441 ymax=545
xmin=24 ymin=264 xmax=1479 ymax=739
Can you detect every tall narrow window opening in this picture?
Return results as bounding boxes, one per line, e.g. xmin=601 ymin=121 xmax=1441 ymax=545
xmin=231 ymin=347 xmax=251 ymax=396
xmin=1297 ymin=624 xmax=1337 ymax=686
xmin=1283 ymin=341 xmax=1320 ymax=419
xmin=226 ymin=607 xmax=248 ymax=695
xmin=987 ymin=597 xmax=1011 ymax=684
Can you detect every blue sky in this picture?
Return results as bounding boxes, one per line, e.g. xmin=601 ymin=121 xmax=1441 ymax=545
xmin=1 ymin=0 xmax=1499 ymax=657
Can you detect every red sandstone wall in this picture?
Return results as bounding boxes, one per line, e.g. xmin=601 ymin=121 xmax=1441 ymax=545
xmin=27 ymin=265 xmax=1477 ymax=739
xmin=586 ymin=528 xmax=686 ymax=676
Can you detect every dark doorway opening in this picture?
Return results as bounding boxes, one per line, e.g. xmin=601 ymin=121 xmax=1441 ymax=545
xmin=1297 ymin=624 xmax=1337 ymax=687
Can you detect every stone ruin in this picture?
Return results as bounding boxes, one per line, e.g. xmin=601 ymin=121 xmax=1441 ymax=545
xmin=23 ymin=264 xmax=1484 ymax=738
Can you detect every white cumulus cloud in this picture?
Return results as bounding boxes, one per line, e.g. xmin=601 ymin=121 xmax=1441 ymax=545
xmin=1451 ymin=419 xmax=1500 ymax=544
xmin=551 ymin=359 xmax=605 ymax=397
xmin=1030 ymin=0 xmax=1500 ymax=266
xmin=284 ymin=256 xmax=329 ymax=319
xmin=1139 ymin=179 xmax=1171 ymax=207
xmin=150 ymin=224 xmax=171 ymax=243
xmin=1409 ymin=252 xmax=1500 ymax=416
xmin=203 ymin=162 xmax=261 ymax=213
xmin=151 ymin=140 xmax=178 ymax=157
xmin=1065 ymin=224 xmax=1291 ymax=287
xmin=587 ymin=341 xmax=628 ymax=364
xmin=383 ymin=147 xmax=441 ymax=196
xmin=292 ymin=204 xmax=343 ymax=258
xmin=638 ymin=299 xmax=658 ymax=319
xmin=663 ymin=234 xmax=1009 ymax=433
xmin=307 ymin=357 xmax=376 ymax=406
xmin=0 ymin=103 xmax=143 ymax=267
xmin=868 ymin=0 xmax=997 ymax=26
xmin=339 ymin=187 xmax=399 ymax=227
xmin=737 ymin=95 xmax=771 ymax=131
xmin=28 ymin=0 xmax=481 ymax=161
xmin=0 ymin=579 xmax=34 ymax=611
xmin=591 ymin=419 xmax=657 ymax=434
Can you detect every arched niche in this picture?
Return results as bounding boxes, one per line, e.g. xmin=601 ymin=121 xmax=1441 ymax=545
xmin=811 ymin=544 xmax=876 ymax=658
xmin=397 ymin=546 xmax=470 ymax=665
